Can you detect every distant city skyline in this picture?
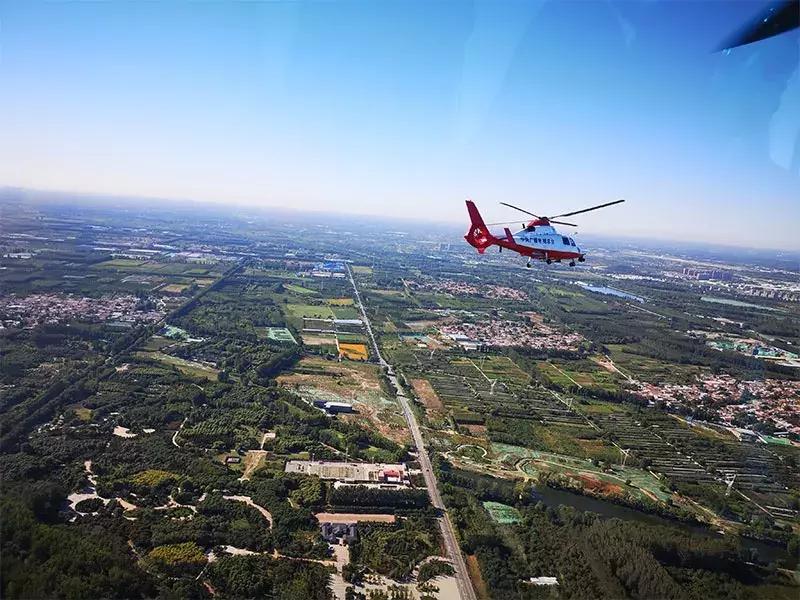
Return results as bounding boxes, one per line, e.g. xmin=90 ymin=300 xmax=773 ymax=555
xmin=0 ymin=0 xmax=798 ymax=250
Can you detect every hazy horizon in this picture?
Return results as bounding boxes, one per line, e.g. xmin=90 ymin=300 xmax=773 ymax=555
xmin=1 ymin=1 xmax=798 ymax=249
xmin=5 ymin=185 xmax=800 ymax=257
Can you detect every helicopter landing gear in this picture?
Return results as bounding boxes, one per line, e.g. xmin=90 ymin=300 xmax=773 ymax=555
xmin=526 ymin=259 xmax=532 ymax=268
xmin=546 ymin=258 xmax=552 ymax=265
xmin=569 ymin=260 xmax=576 ymax=267
xmin=578 ymin=256 xmax=585 ymax=262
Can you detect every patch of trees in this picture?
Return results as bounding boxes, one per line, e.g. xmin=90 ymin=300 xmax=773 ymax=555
xmin=349 ymin=515 xmax=439 ymax=580
xmin=442 ymin=470 xmax=799 ymax=600
xmin=328 ymin=486 xmax=430 ymax=510
xmin=1 ymin=496 xmax=155 ymax=599
xmin=417 ymin=559 xmax=454 ymax=583
xmin=75 ymin=497 xmax=105 ymax=513
xmin=145 ymin=541 xmax=206 ymax=577
xmin=207 ymin=554 xmax=330 ymax=600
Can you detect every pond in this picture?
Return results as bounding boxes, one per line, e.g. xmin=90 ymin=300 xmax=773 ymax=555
xmin=532 ymin=485 xmax=795 ymax=568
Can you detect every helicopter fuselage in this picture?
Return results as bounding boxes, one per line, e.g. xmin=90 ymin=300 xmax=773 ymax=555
xmin=464 ymin=200 xmax=586 ymax=265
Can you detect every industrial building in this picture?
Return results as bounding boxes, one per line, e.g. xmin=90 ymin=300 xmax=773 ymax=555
xmin=285 ymin=460 xmax=408 ymax=484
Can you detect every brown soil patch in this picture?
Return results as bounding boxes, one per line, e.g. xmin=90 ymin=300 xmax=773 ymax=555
xmin=276 ymin=358 xmax=381 ymax=395
xmin=315 ymin=513 xmax=396 ymax=524
xmin=590 ymin=355 xmax=617 ymax=373
xmin=523 ymin=311 xmax=546 ymax=326
xmin=466 ymin=554 xmax=490 ymax=600
xmin=301 ymin=333 xmax=337 ymax=346
xmin=411 ymin=378 xmax=444 ymax=411
xmin=240 ymin=451 xmax=267 ymax=481
xmin=341 ymin=404 xmax=409 ymax=445
xmin=464 ymin=424 xmax=487 ymax=437
xmin=404 ymin=320 xmax=439 ymax=332
xmin=578 ymin=473 xmax=624 ymax=496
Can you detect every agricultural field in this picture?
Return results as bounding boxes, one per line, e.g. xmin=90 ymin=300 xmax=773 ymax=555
xmin=537 ymin=359 xmax=622 ymax=392
xmin=256 ymin=327 xmax=297 ymax=344
xmin=338 ymin=342 xmax=369 ymax=361
xmin=326 ymin=297 xmax=354 ymax=306
xmin=606 ymin=345 xmax=707 ymax=384
xmin=285 ymin=303 xmax=335 ymax=321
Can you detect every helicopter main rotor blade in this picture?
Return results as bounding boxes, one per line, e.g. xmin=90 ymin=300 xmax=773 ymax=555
xmin=717 ymin=0 xmax=798 ymax=51
xmin=550 ymin=220 xmax=578 ymax=227
xmin=499 ymin=202 xmax=541 ymax=219
xmin=485 ymin=220 xmax=528 ymax=226
xmin=550 ymin=199 xmax=625 ymax=219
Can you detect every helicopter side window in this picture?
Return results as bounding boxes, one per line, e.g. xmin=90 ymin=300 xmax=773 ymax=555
xmin=569 ymin=238 xmax=576 ymax=246
xmin=562 ymin=236 xmax=570 ymax=245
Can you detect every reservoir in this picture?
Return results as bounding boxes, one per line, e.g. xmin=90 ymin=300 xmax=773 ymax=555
xmin=533 ymin=485 xmax=795 ymax=568
xmin=575 ymin=282 xmax=645 ymax=303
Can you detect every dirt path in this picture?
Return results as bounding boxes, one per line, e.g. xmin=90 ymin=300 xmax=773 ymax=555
xmin=239 ymin=451 xmax=267 ymax=482
xmin=172 ymin=416 xmax=188 ymax=448
xmin=223 ymin=495 xmax=272 ymax=527
xmin=550 ymin=363 xmax=583 ymax=389
xmin=591 ymin=354 xmax=634 ymax=382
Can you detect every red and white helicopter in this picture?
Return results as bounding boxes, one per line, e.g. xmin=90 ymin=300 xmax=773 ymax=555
xmin=464 ymin=199 xmax=625 ymax=267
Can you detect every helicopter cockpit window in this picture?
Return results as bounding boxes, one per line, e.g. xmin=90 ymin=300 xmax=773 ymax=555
xmin=569 ymin=238 xmax=576 ymax=246
xmin=562 ymin=236 xmax=570 ymax=245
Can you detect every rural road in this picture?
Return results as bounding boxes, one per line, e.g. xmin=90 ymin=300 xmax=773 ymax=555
xmin=347 ymin=264 xmax=477 ymax=600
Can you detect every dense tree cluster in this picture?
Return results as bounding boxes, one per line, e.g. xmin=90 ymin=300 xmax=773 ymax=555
xmin=349 ymin=515 xmax=440 ymax=580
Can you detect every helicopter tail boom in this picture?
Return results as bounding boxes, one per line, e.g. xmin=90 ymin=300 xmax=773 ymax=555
xmin=464 ymin=200 xmax=496 ymax=254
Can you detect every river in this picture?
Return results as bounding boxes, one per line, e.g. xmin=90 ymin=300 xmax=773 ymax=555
xmin=533 ymin=485 xmax=795 ymax=568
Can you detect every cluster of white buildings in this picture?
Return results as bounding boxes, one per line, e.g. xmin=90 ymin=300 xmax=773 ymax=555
xmin=633 ymin=374 xmax=800 ymax=436
xmin=439 ymin=314 xmax=585 ymax=352
xmin=0 ymin=293 xmax=165 ymax=328
xmin=408 ymin=279 xmax=529 ymax=301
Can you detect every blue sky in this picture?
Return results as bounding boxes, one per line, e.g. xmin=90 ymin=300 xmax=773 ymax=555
xmin=0 ymin=0 xmax=798 ymax=249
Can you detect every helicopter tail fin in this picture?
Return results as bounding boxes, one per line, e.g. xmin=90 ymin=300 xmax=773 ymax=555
xmin=464 ymin=200 xmax=495 ymax=254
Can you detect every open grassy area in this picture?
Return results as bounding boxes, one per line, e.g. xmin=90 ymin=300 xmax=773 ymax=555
xmin=284 ymin=303 xmax=335 ymax=320
xmin=284 ymin=283 xmax=318 ymax=296
xmin=326 ymin=297 xmax=354 ymax=306
xmin=134 ymin=351 xmax=219 ymax=381
xmin=331 ymin=305 xmax=361 ymax=319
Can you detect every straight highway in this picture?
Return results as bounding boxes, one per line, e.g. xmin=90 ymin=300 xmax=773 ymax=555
xmin=347 ymin=264 xmax=477 ymax=600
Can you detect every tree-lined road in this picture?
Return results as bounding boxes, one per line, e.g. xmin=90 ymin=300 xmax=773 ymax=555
xmin=347 ymin=264 xmax=477 ymax=600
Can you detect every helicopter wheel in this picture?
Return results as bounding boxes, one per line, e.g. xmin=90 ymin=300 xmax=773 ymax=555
xmin=578 ymin=256 xmax=585 ymax=262
xmin=546 ymin=258 xmax=552 ymax=265
xmin=569 ymin=261 xmax=576 ymax=267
